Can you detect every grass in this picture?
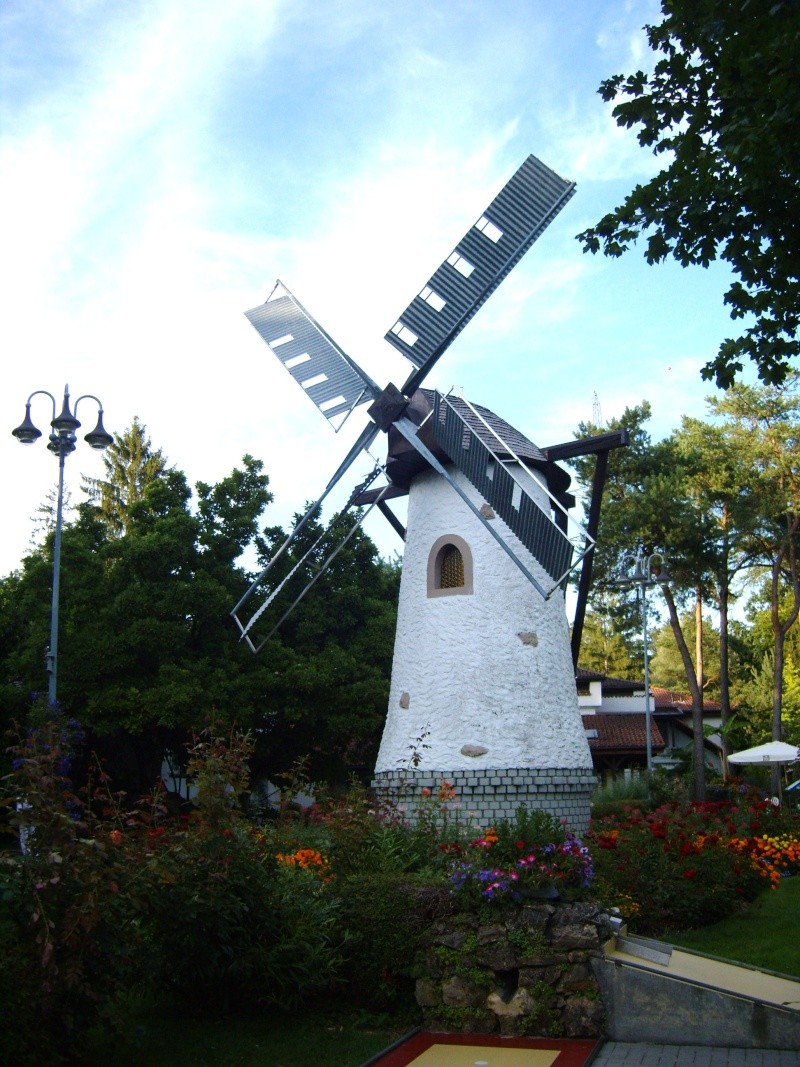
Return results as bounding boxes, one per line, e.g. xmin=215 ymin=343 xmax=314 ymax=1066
xmin=87 ymin=1008 xmax=402 ymax=1067
xmin=666 ymin=876 xmax=800 ymax=977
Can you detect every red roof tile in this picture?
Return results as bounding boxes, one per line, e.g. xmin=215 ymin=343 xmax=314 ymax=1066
xmin=651 ymin=686 xmax=722 ymax=713
xmin=582 ymin=713 xmax=665 ymax=752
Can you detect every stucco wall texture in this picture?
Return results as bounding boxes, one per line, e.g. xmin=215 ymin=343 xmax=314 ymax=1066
xmin=375 ymin=465 xmax=592 ymax=777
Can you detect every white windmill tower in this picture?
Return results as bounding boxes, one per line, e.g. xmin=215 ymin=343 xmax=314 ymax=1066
xmin=232 ymin=155 xmax=627 ymax=832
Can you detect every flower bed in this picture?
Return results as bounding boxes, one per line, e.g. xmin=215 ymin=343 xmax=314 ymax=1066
xmin=587 ymin=800 xmax=800 ymax=933
xmin=6 ymin=717 xmax=800 ymax=1060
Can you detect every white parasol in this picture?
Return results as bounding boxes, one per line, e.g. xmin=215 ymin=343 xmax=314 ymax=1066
xmin=728 ymin=740 xmax=799 ymax=804
xmin=728 ymin=741 xmax=799 ymax=765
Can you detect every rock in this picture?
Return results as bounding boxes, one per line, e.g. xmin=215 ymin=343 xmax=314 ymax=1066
xmin=518 ymin=904 xmax=555 ymax=932
xmin=442 ymin=974 xmax=489 ymax=1009
xmin=435 ymin=930 xmax=467 ymax=950
xmin=560 ymin=961 xmax=593 ymax=992
xmin=562 ymin=994 xmax=605 ymax=1038
xmin=461 ymin=743 xmax=489 ymax=757
xmin=415 ymin=977 xmax=441 ymax=1007
xmin=549 ymin=920 xmax=600 ymax=952
xmin=519 ymin=964 xmax=565 ymax=988
xmin=476 ymin=924 xmax=507 ymax=945
xmin=486 ymin=987 xmax=534 ymax=1018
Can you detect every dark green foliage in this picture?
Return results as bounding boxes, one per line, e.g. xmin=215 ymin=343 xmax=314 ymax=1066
xmin=84 ymin=1009 xmax=398 ymax=1067
xmin=578 ymin=0 xmax=800 ymax=388
xmin=0 ymin=720 xmax=348 ymax=1061
xmin=0 ymin=433 xmax=399 ymax=793
xmin=335 ymin=872 xmax=451 ymax=1010
xmin=483 ymin=805 xmax=571 ymax=867
xmin=143 ymin=831 xmax=344 ymax=1014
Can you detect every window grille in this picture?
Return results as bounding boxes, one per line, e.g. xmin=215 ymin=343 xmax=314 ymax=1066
xmin=440 ymin=545 xmax=465 ymax=588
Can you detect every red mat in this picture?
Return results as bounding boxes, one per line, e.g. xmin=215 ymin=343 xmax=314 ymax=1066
xmin=363 ymin=1030 xmax=601 ymax=1067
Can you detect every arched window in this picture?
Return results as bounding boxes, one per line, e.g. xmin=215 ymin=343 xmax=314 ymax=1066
xmin=427 ymin=534 xmax=473 ymax=598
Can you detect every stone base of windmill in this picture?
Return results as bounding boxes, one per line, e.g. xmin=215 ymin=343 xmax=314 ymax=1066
xmin=371 ymin=766 xmax=595 ymax=836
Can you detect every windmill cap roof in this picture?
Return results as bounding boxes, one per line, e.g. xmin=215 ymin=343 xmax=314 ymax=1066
xmin=420 ymin=389 xmax=572 ymax=494
xmin=422 ymin=389 xmax=548 ymax=464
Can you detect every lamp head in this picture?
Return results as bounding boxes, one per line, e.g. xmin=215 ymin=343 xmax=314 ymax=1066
xmin=84 ymin=411 xmax=114 ymax=451
xmin=51 ymin=388 xmax=80 ymax=436
xmin=11 ymin=404 xmax=42 ymax=445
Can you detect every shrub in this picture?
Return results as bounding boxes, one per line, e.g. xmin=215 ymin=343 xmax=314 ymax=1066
xmin=587 ymin=799 xmax=800 ymax=934
xmin=334 ymin=871 xmax=451 ymax=1012
xmin=1 ymin=710 xmax=144 ymax=1059
xmin=141 ymin=825 xmax=344 ymax=1013
xmin=136 ymin=729 xmax=345 ymax=1014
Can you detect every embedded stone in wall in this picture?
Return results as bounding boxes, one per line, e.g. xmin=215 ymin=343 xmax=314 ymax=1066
xmin=461 ymin=744 xmax=489 ymax=758
xmin=517 ymin=631 xmax=538 ymax=647
xmin=480 ymin=502 xmax=496 ymax=519
xmin=399 ymin=692 xmax=410 ymax=709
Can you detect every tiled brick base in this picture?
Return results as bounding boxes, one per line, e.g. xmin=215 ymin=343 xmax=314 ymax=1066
xmin=372 ymin=766 xmax=595 ymax=835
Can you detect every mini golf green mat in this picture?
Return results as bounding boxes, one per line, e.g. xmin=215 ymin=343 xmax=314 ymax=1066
xmin=361 ymin=1031 xmax=602 ymax=1067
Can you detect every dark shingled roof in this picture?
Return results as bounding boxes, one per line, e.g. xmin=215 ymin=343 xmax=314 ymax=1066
xmin=575 ymin=667 xmax=642 ymax=693
xmin=422 ymin=389 xmax=547 ymax=464
xmin=383 ymin=387 xmax=573 ymax=497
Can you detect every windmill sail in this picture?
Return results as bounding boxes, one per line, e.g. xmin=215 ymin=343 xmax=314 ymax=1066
xmin=385 ymin=155 xmax=576 ymax=391
xmin=245 ymin=282 xmax=379 ymax=431
xmin=231 ymin=465 xmax=390 ymax=653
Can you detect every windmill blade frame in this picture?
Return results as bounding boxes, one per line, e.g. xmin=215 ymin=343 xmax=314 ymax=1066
xmin=230 ymin=420 xmax=382 ymax=635
xmin=417 ymin=391 xmax=591 ymax=597
xmin=231 ymin=463 xmax=390 ymax=652
xmin=235 ymin=152 xmax=609 ymax=650
xmin=385 ymin=155 xmax=576 ymax=395
xmin=245 ymin=281 xmax=380 ymax=432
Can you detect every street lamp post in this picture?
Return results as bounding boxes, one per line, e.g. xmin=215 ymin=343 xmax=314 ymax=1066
xmin=12 ymin=385 xmax=113 ymax=705
xmin=613 ymin=550 xmax=671 ymax=774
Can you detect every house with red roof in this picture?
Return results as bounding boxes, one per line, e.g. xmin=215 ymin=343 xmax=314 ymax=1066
xmin=577 ymin=667 xmax=724 ymax=775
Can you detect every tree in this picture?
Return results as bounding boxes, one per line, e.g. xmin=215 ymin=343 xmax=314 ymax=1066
xmin=573 ymin=403 xmax=719 ymax=798
xmin=578 ymin=0 xmax=800 ymax=388
xmin=83 ymin=417 xmax=168 ymax=537
xmin=248 ymin=507 xmax=401 ymax=783
xmin=650 ymin=611 xmax=722 ymax=696
xmin=670 ymin=413 xmax=761 ymax=768
xmin=707 ymin=382 xmax=800 ymax=776
xmin=577 ymin=609 xmax=638 ymax=678
xmin=0 ymin=443 xmax=399 ymax=794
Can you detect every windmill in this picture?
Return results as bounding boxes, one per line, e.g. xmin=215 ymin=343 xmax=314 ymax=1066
xmin=232 ymin=155 xmax=627 ymax=831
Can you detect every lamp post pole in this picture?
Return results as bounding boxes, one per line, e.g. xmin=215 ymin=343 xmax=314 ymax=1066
xmin=12 ymin=385 xmax=113 ymax=706
xmin=614 ymin=550 xmax=671 ymax=774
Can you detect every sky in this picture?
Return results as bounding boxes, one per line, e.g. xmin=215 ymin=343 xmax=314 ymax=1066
xmin=0 ymin=0 xmax=750 ymax=577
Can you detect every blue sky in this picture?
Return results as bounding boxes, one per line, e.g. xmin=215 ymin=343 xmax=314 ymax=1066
xmin=0 ymin=0 xmax=748 ymax=575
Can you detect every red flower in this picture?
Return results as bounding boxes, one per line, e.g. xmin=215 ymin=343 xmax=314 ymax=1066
xmin=516 ymin=840 xmax=525 ymax=850
xmin=682 ymin=868 xmax=697 ymax=879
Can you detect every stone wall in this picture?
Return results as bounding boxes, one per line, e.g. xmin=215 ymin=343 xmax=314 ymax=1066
xmin=414 ymin=900 xmax=612 ymax=1038
xmin=372 ymin=767 xmax=595 ymax=836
